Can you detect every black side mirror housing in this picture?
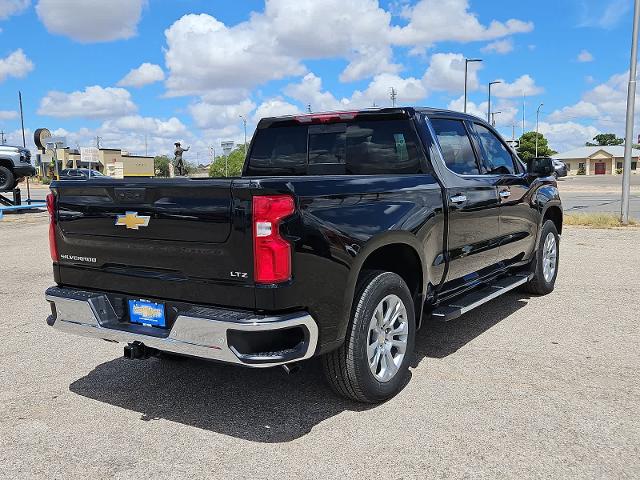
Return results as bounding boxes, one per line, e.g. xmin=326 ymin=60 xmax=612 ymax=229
xmin=527 ymin=157 xmax=555 ymax=177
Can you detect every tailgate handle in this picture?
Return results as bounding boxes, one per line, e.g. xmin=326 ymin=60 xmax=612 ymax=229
xmin=114 ymin=188 xmax=146 ymax=202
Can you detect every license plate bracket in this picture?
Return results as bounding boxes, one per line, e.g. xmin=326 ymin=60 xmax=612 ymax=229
xmin=128 ymin=299 xmax=166 ymax=328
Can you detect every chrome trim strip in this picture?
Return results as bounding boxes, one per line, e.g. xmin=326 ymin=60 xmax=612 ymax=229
xmin=46 ymin=289 xmax=318 ymax=368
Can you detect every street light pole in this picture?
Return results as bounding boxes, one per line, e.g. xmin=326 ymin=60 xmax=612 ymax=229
xmin=464 ymin=58 xmax=482 ymax=113
xmin=535 ymin=103 xmax=544 ymax=157
xmin=622 ymin=0 xmax=640 ymax=224
xmin=488 ymin=81 xmax=502 ymax=123
xmin=491 ymin=111 xmax=502 ymax=127
xmin=239 ymin=115 xmax=248 ymax=154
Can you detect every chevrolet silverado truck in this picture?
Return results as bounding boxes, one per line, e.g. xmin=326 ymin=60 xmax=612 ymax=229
xmin=0 ymin=144 xmax=35 ymax=192
xmin=45 ymin=108 xmax=562 ymax=403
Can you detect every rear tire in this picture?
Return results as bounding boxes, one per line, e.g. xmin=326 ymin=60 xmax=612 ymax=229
xmin=0 ymin=166 xmax=16 ymax=192
xmin=522 ymin=220 xmax=560 ymax=295
xmin=322 ymin=270 xmax=415 ymax=403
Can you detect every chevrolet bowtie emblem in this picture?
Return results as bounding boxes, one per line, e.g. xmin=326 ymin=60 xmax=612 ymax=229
xmin=115 ymin=212 xmax=151 ymax=230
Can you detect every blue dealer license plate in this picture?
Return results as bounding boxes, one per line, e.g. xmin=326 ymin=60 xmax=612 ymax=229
xmin=129 ymin=299 xmax=166 ymax=328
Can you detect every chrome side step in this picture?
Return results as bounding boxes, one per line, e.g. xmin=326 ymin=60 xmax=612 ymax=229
xmin=430 ymin=273 xmax=531 ymax=322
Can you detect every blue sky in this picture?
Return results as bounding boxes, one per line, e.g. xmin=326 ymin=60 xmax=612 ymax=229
xmin=0 ymin=0 xmax=636 ymax=158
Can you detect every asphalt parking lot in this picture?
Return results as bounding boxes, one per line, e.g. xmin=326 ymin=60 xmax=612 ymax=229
xmin=1 ymin=216 xmax=639 ymax=479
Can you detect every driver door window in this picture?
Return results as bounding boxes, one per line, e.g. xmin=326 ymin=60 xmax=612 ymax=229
xmin=474 ymin=124 xmax=517 ymax=175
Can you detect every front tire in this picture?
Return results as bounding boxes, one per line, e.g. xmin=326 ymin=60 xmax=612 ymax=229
xmin=322 ymin=270 xmax=415 ymax=403
xmin=523 ymin=220 xmax=560 ymax=295
xmin=0 ymin=166 xmax=16 ymax=192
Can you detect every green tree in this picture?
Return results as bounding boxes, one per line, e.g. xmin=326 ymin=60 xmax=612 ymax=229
xmin=586 ymin=133 xmax=624 ymax=147
xmin=154 ymin=155 xmax=171 ymax=177
xmin=209 ymin=145 xmax=247 ymax=177
xmin=517 ymin=132 xmax=557 ymax=160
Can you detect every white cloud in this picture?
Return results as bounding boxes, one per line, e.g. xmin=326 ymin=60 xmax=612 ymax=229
xmin=548 ymin=101 xmax=600 ymax=122
xmin=117 ymin=63 xmax=164 ymax=88
xmin=538 ymin=121 xmax=600 ymax=152
xmin=36 ymin=0 xmax=145 ymax=43
xmin=254 ymin=98 xmax=300 ymax=121
xmin=0 ymin=110 xmax=18 ymax=120
xmin=391 ymin=0 xmax=533 ymax=46
xmin=492 ymin=74 xmax=544 ymax=98
xmin=481 ymin=38 xmax=514 ymax=54
xmin=284 ymin=71 xmax=427 ymax=111
xmin=447 ymin=96 xmax=518 ymax=127
xmin=164 ymin=0 xmax=534 ymax=95
xmin=350 ymin=73 xmax=427 ymax=107
xmin=164 ymin=13 xmax=305 ymax=96
xmin=0 ymin=49 xmax=34 ymax=83
xmin=547 ymin=72 xmax=636 ymax=130
xmin=0 ymin=0 xmax=29 ymax=20
xmin=38 ymin=85 xmax=137 ymax=119
xmin=577 ymin=50 xmax=594 ymax=62
xmin=578 ymin=0 xmax=631 ymax=29
xmin=284 ymin=73 xmax=344 ymax=112
xmin=423 ymin=52 xmax=480 ymax=92
xmin=47 ymin=117 xmax=194 ymax=158
xmin=189 ymin=99 xmax=256 ymax=130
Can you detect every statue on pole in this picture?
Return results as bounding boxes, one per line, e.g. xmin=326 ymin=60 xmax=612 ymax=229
xmin=173 ymin=142 xmax=190 ymax=176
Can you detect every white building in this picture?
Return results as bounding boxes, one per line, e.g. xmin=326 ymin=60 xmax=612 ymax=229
xmin=554 ymin=146 xmax=640 ymax=175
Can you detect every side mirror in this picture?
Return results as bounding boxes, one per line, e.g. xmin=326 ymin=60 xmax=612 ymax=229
xmin=527 ymin=157 xmax=555 ymax=177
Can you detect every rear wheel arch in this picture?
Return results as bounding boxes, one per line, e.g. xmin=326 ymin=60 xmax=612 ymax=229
xmin=344 ymin=241 xmax=426 ymax=332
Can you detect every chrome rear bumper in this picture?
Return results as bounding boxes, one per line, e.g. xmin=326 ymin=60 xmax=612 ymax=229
xmin=45 ymin=286 xmax=318 ymax=368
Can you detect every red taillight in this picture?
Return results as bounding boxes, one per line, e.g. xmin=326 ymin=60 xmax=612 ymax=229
xmin=46 ymin=193 xmax=59 ymax=262
xmin=253 ymin=195 xmax=295 ymax=284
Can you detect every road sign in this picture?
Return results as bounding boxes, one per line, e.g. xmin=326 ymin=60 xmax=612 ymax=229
xmin=221 ymin=141 xmax=234 ymax=156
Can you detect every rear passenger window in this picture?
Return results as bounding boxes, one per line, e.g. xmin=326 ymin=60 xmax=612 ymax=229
xmin=430 ymin=119 xmax=480 ymax=175
xmin=345 ymin=120 xmax=422 ymax=175
xmin=245 ymin=125 xmax=308 ymax=175
xmin=474 ymin=124 xmax=517 ymax=175
xmin=246 ymin=119 xmax=424 ymax=176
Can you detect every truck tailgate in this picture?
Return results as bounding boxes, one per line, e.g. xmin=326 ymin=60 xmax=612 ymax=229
xmin=51 ymin=178 xmax=256 ymax=307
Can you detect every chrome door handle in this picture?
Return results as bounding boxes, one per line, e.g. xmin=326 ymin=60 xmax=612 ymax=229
xmin=450 ymin=194 xmax=467 ymax=204
xmin=499 ymin=190 xmax=511 ymax=198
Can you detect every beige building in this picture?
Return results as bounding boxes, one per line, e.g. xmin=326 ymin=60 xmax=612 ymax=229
xmin=54 ymin=147 xmax=154 ymax=177
xmin=554 ymin=146 xmax=640 ymax=175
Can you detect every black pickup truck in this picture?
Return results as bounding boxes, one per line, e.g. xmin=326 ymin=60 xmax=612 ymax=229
xmin=45 ymin=107 xmax=562 ymax=403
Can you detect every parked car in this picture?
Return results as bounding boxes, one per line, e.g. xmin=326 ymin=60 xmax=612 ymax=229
xmin=44 ymin=107 xmax=562 ymax=403
xmin=59 ymin=168 xmax=106 ymax=180
xmin=552 ymin=159 xmax=568 ymax=178
xmin=0 ymin=144 xmax=35 ymax=192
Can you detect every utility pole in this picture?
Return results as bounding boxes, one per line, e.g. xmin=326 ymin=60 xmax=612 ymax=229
xmin=522 ymin=90 xmax=527 ymax=136
xmin=488 ymin=81 xmax=502 ymax=123
xmin=239 ymin=115 xmax=248 ymax=154
xmin=390 ymin=87 xmax=397 ymax=107
xmin=622 ymin=0 xmax=640 ymax=224
xmin=512 ymin=123 xmax=516 ymax=142
xmin=0 ymin=130 xmax=5 ymax=145
xmin=464 ymin=58 xmax=482 ymax=113
xmin=491 ymin=111 xmax=502 ymax=127
xmin=144 ymin=133 xmax=148 ymax=156
xmin=535 ymin=103 xmax=544 ymax=157
xmin=18 ymin=91 xmax=30 ymax=203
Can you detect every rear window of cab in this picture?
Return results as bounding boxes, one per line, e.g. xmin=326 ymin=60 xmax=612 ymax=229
xmin=245 ymin=119 xmax=425 ymax=176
